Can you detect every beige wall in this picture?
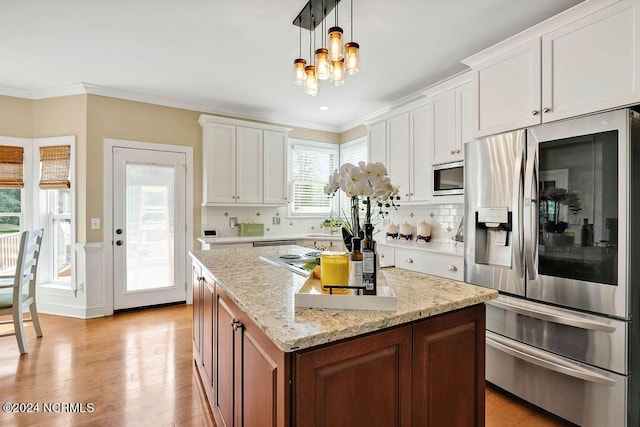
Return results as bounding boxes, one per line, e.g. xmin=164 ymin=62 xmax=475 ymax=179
xmin=0 ymin=95 xmax=33 ymax=137
xmin=289 ymin=126 xmax=340 ymax=143
xmin=340 ymin=125 xmax=367 ymax=143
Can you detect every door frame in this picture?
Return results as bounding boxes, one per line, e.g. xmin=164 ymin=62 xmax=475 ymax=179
xmin=103 ymin=138 xmax=193 ymax=315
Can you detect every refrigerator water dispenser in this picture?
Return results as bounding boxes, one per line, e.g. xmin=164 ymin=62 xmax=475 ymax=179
xmin=474 ymin=207 xmax=512 ymax=268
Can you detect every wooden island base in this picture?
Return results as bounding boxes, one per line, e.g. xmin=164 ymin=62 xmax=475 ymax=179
xmin=193 ymin=265 xmax=486 ymax=427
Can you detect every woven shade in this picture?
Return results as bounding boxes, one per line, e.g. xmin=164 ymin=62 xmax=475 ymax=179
xmin=39 ymin=145 xmax=71 ymax=189
xmin=0 ymin=145 xmax=24 ymax=188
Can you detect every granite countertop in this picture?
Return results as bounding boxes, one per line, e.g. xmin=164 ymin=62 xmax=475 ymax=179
xmin=190 ymin=245 xmax=496 ymax=352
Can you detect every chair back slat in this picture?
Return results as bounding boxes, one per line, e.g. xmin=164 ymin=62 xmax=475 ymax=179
xmin=10 ymin=230 xmax=44 ymax=304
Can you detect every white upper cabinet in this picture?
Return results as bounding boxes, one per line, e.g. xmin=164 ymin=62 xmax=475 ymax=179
xmin=235 ymin=127 xmax=263 ymax=204
xmin=367 ymin=120 xmax=387 ymax=165
xmin=199 ymin=115 xmax=290 ymax=206
xmin=469 ymin=39 xmax=542 ymax=138
xmin=202 ymin=123 xmax=237 ymax=203
xmin=541 ymin=0 xmax=639 ymax=122
xmin=367 ymin=101 xmax=433 ymax=204
xmin=263 ymin=131 xmax=288 ymax=204
xmin=465 ymin=0 xmax=640 ymax=138
xmin=409 ymin=104 xmax=432 ymax=202
xmin=387 ymin=113 xmax=411 ymax=201
xmin=426 ymin=77 xmax=471 ymax=164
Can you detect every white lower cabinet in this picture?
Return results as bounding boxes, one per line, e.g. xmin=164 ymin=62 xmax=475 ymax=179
xmin=377 ymin=245 xmax=395 ymax=268
xmin=394 ymin=249 xmax=463 ymax=281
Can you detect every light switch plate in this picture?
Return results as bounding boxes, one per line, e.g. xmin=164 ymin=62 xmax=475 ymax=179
xmin=91 ymin=218 xmax=100 ymax=229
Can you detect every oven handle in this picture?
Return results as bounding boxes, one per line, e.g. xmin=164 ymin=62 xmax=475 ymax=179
xmin=488 ymin=299 xmax=616 ymax=333
xmin=523 ymin=148 xmax=537 ymax=280
xmin=487 ymin=332 xmax=616 ymax=386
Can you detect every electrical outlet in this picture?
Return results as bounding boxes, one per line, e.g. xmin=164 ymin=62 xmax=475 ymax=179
xmin=272 ymin=216 xmax=280 ymax=225
xmin=91 ymin=218 xmax=101 ymax=230
xmin=229 ymin=217 xmax=238 ymax=228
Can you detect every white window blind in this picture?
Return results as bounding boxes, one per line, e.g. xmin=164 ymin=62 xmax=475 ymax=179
xmin=338 ymin=138 xmax=367 ymax=217
xmin=290 ymin=142 xmax=338 ymax=216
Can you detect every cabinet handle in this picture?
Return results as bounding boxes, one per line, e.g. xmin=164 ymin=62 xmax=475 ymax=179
xmin=456 ymin=150 xmax=461 ymax=154
xmin=531 ymin=110 xmax=539 ymax=116
xmin=406 ymin=258 xmax=414 ymax=264
xmin=380 ymin=254 xmax=385 ymax=258
xmin=543 ymin=107 xmax=551 ymax=113
xmin=232 ymin=320 xmax=243 ymax=331
xmin=450 ymin=150 xmax=455 ymax=155
xmin=448 ymin=265 xmax=457 ymax=272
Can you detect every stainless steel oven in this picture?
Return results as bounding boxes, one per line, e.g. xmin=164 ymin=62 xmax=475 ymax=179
xmin=433 ymin=161 xmax=463 ymax=195
xmin=465 ymin=108 xmax=640 ymax=426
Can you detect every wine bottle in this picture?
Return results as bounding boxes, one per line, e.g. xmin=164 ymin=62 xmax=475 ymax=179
xmin=350 ymin=237 xmax=363 ymax=295
xmin=362 ymin=224 xmax=377 ymax=296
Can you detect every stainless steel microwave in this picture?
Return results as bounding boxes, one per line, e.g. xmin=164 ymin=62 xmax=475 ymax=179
xmin=433 ymin=161 xmax=463 ymax=196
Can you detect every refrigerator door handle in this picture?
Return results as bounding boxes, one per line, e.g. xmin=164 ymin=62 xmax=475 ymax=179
xmin=486 ymin=332 xmax=617 ymax=386
xmin=512 ymin=146 xmax=525 ymax=277
xmin=488 ymin=299 xmax=617 ymax=333
xmin=523 ymin=148 xmax=537 ymax=280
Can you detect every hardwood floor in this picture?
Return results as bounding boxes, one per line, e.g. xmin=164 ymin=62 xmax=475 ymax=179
xmin=1 ymin=304 xmax=572 ymax=426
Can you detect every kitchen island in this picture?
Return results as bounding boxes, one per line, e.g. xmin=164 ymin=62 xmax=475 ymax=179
xmin=190 ymin=245 xmax=497 ymax=427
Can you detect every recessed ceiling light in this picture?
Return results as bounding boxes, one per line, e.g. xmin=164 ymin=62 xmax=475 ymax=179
xmin=319 ymin=106 xmax=329 ymax=111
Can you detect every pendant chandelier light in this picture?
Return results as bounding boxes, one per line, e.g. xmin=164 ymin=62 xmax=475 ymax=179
xmin=292 ymin=0 xmax=359 ymax=95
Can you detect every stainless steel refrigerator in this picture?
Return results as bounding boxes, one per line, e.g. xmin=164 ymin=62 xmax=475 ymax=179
xmin=464 ymin=108 xmax=640 ymax=426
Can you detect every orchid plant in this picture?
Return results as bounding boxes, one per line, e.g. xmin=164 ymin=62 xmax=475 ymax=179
xmin=324 ymin=161 xmax=400 ymax=246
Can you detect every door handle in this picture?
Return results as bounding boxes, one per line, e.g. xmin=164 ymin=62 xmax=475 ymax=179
xmin=116 ymin=240 xmax=123 ymax=246
xmin=523 ymin=148 xmax=537 ymax=280
xmin=486 ymin=333 xmax=616 ymax=386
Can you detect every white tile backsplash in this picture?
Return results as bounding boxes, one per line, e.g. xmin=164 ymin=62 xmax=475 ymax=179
xmin=201 ymin=202 xmax=464 ymax=242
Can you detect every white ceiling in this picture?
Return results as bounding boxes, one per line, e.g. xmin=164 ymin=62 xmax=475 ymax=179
xmin=0 ymin=0 xmax=583 ymax=132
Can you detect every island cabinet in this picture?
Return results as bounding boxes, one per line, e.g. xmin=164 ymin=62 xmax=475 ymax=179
xmin=191 ymin=253 xmax=491 ymax=427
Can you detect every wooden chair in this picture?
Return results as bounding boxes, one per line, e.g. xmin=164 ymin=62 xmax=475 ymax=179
xmin=0 ymin=229 xmax=44 ymax=354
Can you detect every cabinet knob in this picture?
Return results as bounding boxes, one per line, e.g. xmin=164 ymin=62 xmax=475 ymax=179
xmin=450 ymin=150 xmax=455 ymax=155
xmin=405 ymin=193 xmax=410 ymax=197
xmin=232 ymin=320 xmax=243 ymax=331
xmin=448 ymin=265 xmax=457 ymax=272
xmin=406 ymin=258 xmax=414 ymax=264
xmin=380 ymin=254 xmax=385 ymax=258
xmin=456 ymin=150 xmax=461 ymax=154
xmin=543 ymin=107 xmax=551 ymax=113
xmin=531 ymin=110 xmax=539 ymax=116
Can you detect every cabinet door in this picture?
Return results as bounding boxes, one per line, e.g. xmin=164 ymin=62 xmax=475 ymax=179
xmin=410 ymin=104 xmax=432 ymax=202
xmin=456 ymin=82 xmax=474 ymax=155
xmin=472 ymin=39 xmax=542 ymax=138
xmin=263 ymin=131 xmax=288 ymax=204
xmin=236 ymin=127 xmax=263 ymax=204
xmin=295 ymin=325 xmax=412 ymax=427
xmin=202 ymin=276 xmax=215 ymax=388
xmin=238 ymin=311 xmax=288 ymax=427
xmin=377 ymin=244 xmax=395 ymax=267
xmin=413 ymin=305 xmax=486 ymax=426
xmin=387 ymin=113 xmax=411 ymax=200
xmin=542 ymin=0 xmax=639 ymax=123
xmin=192 ymin=263 xmax=202 ymax=359
xmin=430 ymin=89 xmax=457 ymax=165
xmin=215 ymin=289 xmax=237 ymax=427
xmin=203 ymin=123 xmax=236 ymax=203
xmin=367 ymin=121 xmax=387 ymax=165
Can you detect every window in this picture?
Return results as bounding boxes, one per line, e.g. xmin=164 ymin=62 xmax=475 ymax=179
xmin=289 ymin=140 xmax=338 ymax=217
xmin=0 ymin=142 xmax=27 ymax=275
xmin=338 ymin=137 xmax=367 ymax=217
xmin=48 ymin=189 xmax=72 ymax=283
xmin=35 ymin=138 xmax=75 ymax=288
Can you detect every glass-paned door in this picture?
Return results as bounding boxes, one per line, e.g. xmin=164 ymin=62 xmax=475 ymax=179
xmin=113 ymin=147 xmax=186 ymax=310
